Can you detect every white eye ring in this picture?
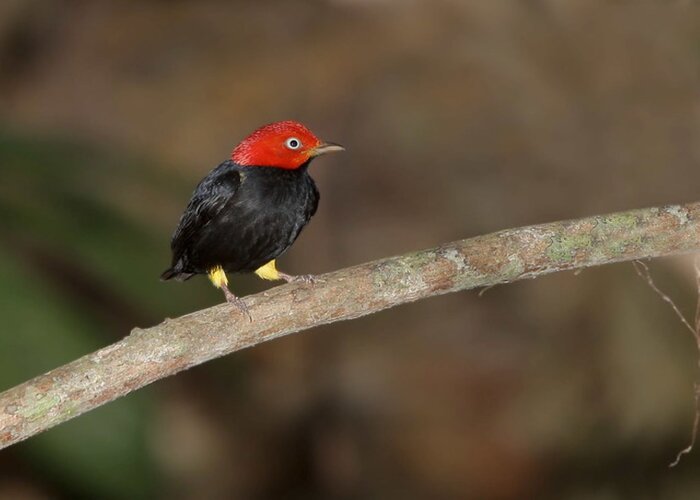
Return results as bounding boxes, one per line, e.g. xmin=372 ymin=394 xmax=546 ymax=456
xmin=285 ymin=137 xmax=302 ymax=150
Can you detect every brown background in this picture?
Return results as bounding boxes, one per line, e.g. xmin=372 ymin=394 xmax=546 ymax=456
xmin=1 ymin=1 xmax=700 ymax=499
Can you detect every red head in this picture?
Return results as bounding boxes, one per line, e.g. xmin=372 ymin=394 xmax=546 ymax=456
xmin=231 ymin=120 xmax=344 ymax=169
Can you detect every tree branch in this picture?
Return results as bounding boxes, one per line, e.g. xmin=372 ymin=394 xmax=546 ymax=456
xmin=2 ymin=202 xmax=700 ymax=449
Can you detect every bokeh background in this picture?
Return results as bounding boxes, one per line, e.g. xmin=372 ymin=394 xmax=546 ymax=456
xmin=2 ymin=1 xmax=700 ymax=499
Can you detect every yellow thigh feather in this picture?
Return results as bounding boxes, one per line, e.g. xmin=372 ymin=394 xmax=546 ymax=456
xmin=254 ymin=260 xmax=280 ymax=281
xmin=208 ymin=265 xmax=228 ymax=288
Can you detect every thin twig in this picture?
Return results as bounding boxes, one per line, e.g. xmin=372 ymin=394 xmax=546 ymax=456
xmin=478 ymin=285 xmax=496 ymax=297
xmin=633 ymin=258 xmax=700 ymax=467
xmin=669 ymin=382 xmax=700 ymax=467
xmin=670 ymin=258 xmax=700 ymax=467
xmin=632 ymin=260 xmax=695 ymax=335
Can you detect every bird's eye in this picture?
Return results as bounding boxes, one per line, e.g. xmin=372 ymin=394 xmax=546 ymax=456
xmin=285 ymin=137 xmax=302 ymax=150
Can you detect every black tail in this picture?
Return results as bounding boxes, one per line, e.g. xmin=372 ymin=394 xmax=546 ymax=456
xmin=160 ymin=267 xmax=195 ymax=281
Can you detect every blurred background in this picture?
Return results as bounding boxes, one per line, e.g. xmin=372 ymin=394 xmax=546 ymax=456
xmin=1 ymin=1 xmax=700 ymax=498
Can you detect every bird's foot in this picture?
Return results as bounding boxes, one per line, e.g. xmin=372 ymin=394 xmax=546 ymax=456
xmin=279 ymin=272 xmax=319 ymax=284
xmin=222 ymin=286 xmax=252 ymax=322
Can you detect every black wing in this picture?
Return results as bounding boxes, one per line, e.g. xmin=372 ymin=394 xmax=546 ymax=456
xmin=162 ymin=161 xmax=241 ymax=278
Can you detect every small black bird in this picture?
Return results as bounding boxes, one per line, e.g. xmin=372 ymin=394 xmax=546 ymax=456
xmin=161 ymin=121 xmax=344 ymax=317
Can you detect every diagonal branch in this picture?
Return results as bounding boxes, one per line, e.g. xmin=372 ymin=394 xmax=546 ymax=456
xmin=2 ymin=202 xmax=700 ymax=449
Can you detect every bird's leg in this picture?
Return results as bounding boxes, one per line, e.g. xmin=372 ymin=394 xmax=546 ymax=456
xmin=254 ymin=259 xmax=318 ymax=284
xmin=208 ymin=266 xmax=252 ymax=321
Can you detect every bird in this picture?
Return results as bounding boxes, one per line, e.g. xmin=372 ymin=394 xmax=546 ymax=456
xmin=161 ymin=120 xmax=344 ymax=319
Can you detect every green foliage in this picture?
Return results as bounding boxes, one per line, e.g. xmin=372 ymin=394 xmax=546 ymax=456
xmin=0 ymin=130 xmax=218 ymax=497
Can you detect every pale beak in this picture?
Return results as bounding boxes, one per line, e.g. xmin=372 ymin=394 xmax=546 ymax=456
xmin=311 ymin=141 xmax=345 ymax=156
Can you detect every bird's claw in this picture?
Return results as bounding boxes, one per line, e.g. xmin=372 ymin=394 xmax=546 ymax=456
xmin=280 ymin=273 xmax=319 ymax=284
xmin=223 ymin=289 xmax=252 ymax=321
xmin=229 ymin=297 xmax=252 ymax=322
xmin=293 ymin=274 xmax=318 ymax=284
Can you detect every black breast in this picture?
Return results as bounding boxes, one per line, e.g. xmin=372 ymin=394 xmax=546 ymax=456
xmin=190 ymin=165 xmax=319 ymax=274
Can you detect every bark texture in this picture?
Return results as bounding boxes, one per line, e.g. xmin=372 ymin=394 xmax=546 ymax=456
xmin=2 ymin=202 xmax=700 ymax=449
